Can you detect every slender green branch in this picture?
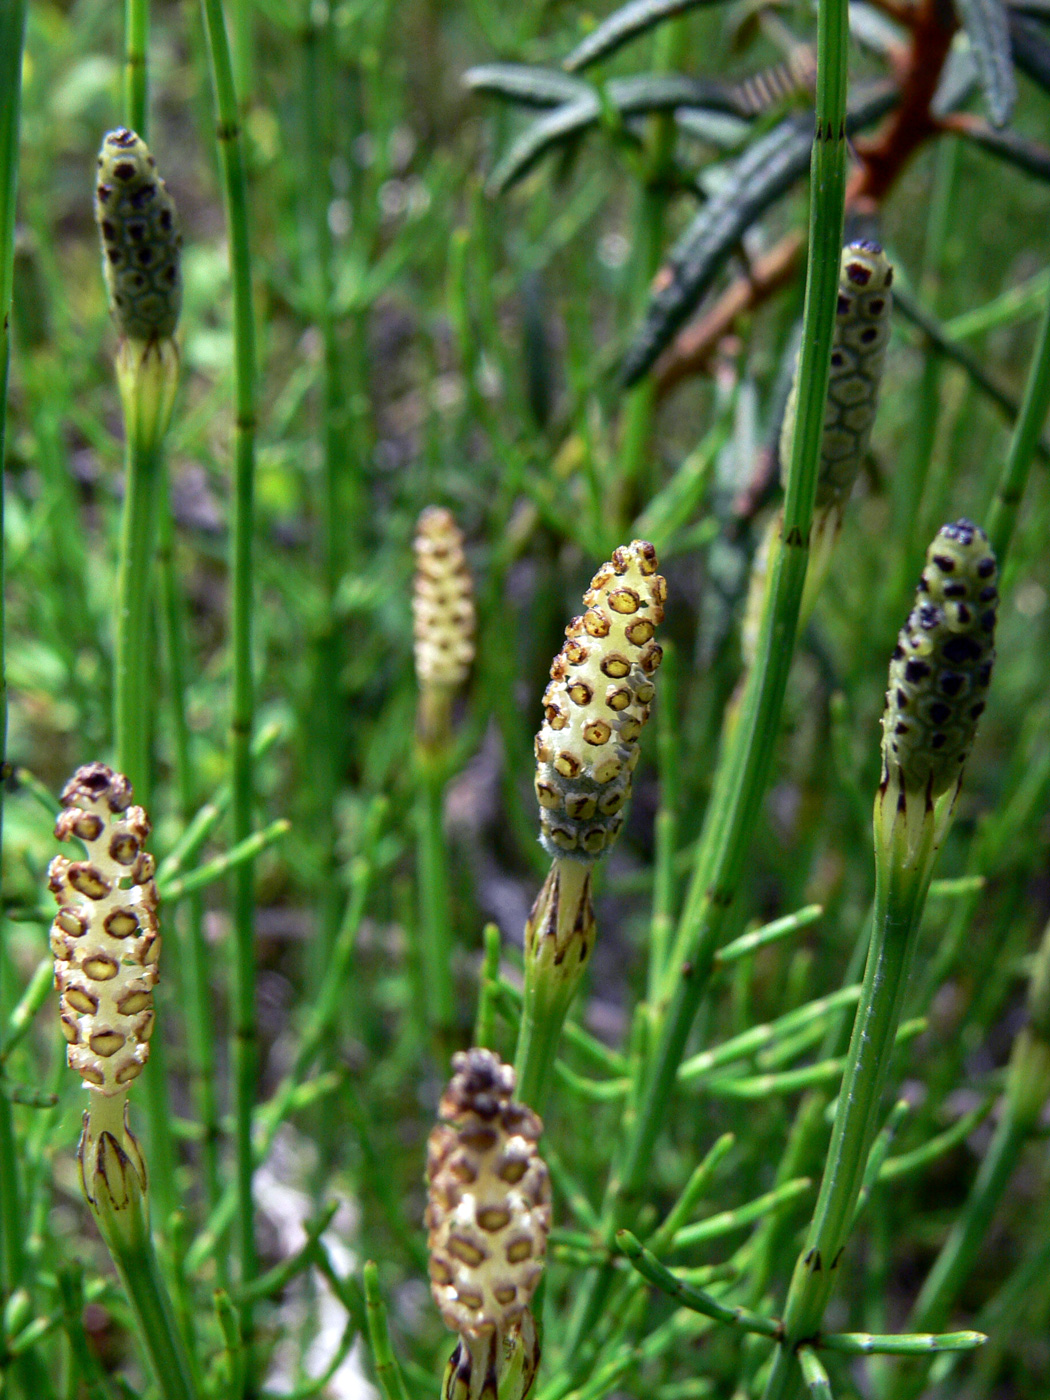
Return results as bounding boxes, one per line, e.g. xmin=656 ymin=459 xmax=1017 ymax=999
xmin=821 ymin=1330 xmax=985 ymax=1355
xmin=797 ymin=1347 xmax=832 ymax=1399
xmin=158 ymin=819 xmax=291 ymax=903
xmin=363 ymin=1262 xmax=411 ymax=1400
xmin=616 ymin=1231 xmax=783 ymax=1340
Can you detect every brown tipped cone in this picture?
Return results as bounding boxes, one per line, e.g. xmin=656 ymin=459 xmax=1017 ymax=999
xmin=534 ymin=540 xmax=665 ymax=861
xmin=426 ymin=1050 xmax=551 ymax=1341
xmin=49 ymin=763 xmax=160 ymax=1097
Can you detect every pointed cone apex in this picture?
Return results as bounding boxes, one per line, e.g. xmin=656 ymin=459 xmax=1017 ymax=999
xmin=881 ymin=520 xmax=997 ymax=801
xmin=49 ymin=763 xmax=160 ymax=1096
xmin=426 ymin=1050 xmax=551 ymax=1346
xmin=535 ymin=540 xmax=665 ymax=861
xmin=95 ymin=129 xmax=182 ymax=342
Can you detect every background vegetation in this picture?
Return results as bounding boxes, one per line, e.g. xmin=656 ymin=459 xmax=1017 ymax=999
xmin=2 ymin=0 xmax=1050 ymax=1396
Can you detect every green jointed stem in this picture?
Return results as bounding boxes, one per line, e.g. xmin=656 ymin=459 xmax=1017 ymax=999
xmin=619 ymin=0 xmax=849 ymax=1216
xmin=986 ymin=281 xmax=1050 ymax=565
xmin=364 ymin=1262 xmax=411 ymax=1400
xmin=617 ymin=1231 xmax=782 ymax=1340
xmin=115 ymin=436 xmax=162 ymax=802
xmin=124 ymin=0 xmax=149 ymax=137
xmin=560 ymin=4 xmax=850 ymax=1358
xmin=0 ymin=0 xmax=28 ymax=1304
xmin=199 ymin=0 xmax=260 ymax=1325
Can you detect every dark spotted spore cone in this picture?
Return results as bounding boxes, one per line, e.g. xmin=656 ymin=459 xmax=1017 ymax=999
xmin=426 ymin=1050 xmax=551 ymax=1340
xmin=95 ymin=129 xmax=182 ymax=341
xmin=534 ymin=541 xmax=665 ymax=861
xmin=780 ymin=240 xmax=893 ymax=510
xmin=882 ymin=521 xmax=997 ymax=798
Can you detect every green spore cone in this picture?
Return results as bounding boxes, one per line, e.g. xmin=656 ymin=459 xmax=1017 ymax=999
xmin=780 ymin=239 xmax=893 ymax=511
xmin=95 ymin=128 xmax=182 ymax=341
xmin=882 ymin=519 xmax=997 ymax=800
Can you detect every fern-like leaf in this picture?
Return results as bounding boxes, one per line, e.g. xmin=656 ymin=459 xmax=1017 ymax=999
xmin=953 ymin=0 xmax=1018 ymax=125
xmin=564 ymin=0 xmax=724 ymax=73
xmin=485 ymin=74 xmax=749 ymax=193
xmin=620 ymin=85 xmax=898 ymax=384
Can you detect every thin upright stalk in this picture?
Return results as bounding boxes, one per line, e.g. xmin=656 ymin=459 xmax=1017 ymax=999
xmin=761 ymin=809 xmax=938 ymax=1400
xmin=986 ymin=282 xmax=1050 ymax=566
xmin=0 ymin=0 xmax=29 ymax=1304
xmin=620 ymin=0 xmax=850 ymax=1214
xmin=124 ymin=0 xmax=149 ymax=137
xmin=561 ymin=0 xmax=850 ymax=1354
xmin=114 ymin=436 xmax=161 ymax=802
xmin=199 ymin=0 xmax=260 ymax=1335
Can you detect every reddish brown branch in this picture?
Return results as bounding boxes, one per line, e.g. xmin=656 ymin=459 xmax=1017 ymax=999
xmin=653 ymin=232 xmax=805 ymax=400
xmin=652 ymin=0 xmax=957 ymax=399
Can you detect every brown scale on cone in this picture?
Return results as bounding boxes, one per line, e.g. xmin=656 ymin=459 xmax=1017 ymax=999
xmin=413 ymin=507 xmax=476 ymax=691
xmin=534 ymin=540 xmax=666 ymax=860
xmin=426 ymin=1050 xmax=551 ymax=1341
xmin=49 ymin=764 xmax=160 ymax=1095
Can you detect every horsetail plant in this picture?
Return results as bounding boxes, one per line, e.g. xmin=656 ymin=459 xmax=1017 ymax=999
xmin=413 ymin=506 xmax=476 ymax=1044
xmin=517 ymin=539 xmax=665 ymax=1109
xmin=763 ymin=520 xmax=998 ymax=1400
xmin=426 ymin=1049 xmax=551 ymax=1400
xmin=48 ymin=764 xmax=196 ymax=1400
xmin=94 ymin=127 xmax=181 ymax=802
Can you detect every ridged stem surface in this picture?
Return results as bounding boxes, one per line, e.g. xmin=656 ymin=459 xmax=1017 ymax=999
xmin=99 ymin=1198 xmax=198 ymax=1400
xmin=124 ymin=0 xmax=149 ymax=137
xmin=199 ymin=0 xmax=260 ymax=1351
